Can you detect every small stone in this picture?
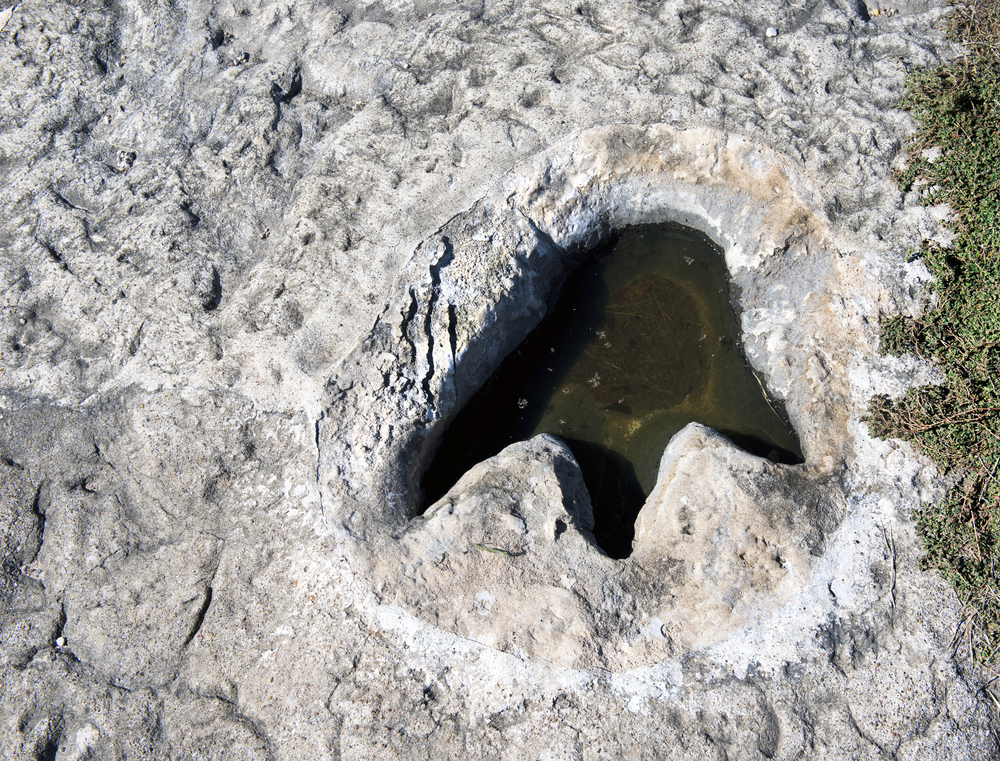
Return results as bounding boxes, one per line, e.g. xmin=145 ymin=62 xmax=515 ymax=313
xmin=55 ymin=637 xmax=65 ymax=647
xmin=115 ymin=149 xmax=136 ymax=173
xmin=766 ymin=26 xmax=778 ymax=37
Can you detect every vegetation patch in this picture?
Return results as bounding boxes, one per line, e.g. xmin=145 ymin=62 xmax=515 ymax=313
xmin=868 ymin=0 xmax=1000 ymax=664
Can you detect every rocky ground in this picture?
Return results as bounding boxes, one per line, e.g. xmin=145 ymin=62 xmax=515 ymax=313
xmin=1 ymin=0 xmax=997 ymax=757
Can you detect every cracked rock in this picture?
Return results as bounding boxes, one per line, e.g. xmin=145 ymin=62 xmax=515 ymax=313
xmin=0 ymin=0 xmax=995 ymax=756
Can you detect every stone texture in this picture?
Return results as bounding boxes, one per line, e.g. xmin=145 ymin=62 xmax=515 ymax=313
xmin=630 ymin=423 xmax=841 ymax=652
xmin=390 ymin=425 xmax=845 ymax=669
xmin=0 ymin=0 xmax=996 ymax=757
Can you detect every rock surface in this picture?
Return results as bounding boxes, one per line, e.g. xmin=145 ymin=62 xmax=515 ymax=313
xmin=1 ymin=0 xmax=996 ymax=757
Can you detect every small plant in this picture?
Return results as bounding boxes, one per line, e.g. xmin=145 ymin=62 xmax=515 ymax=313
xmin=869 ymin=0 xmax=1000 ymax=664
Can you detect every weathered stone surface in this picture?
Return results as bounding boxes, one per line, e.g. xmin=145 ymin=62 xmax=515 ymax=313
xmin=0 ymin=0 xmax=996 ymax=756
xmin=391 ymin=425 xmax=845 ymax=668
xmin=631 ymin=423 xmax=838 ymax=652
xmin=400 ymin=435 xmax=612 ymax=668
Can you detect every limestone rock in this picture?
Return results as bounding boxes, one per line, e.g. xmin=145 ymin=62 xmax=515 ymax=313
xmin=0 ymin=0 xmax=995 ymax=756
xmin=382 ymin=425 xmax=845 ymax=669
xmin=398 ymin=435 xmax=611 ymax=668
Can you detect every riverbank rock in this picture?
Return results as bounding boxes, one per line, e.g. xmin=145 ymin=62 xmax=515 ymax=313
xmin=1 ymin=0 xmax=995 ymax=757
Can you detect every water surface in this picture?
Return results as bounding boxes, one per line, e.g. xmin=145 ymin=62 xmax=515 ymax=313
xmin=421 ymin=223 xmax=802 ymax=557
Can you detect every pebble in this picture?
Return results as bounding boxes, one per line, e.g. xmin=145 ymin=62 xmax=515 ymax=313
xmin=766 ymin=27 xmax=778 ymax=37
xmin=55 ymin=637 xmax=65 ymax=647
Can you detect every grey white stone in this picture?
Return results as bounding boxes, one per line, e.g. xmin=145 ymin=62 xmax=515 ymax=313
xmin=0 ymin=0 xmax=995 ymax=757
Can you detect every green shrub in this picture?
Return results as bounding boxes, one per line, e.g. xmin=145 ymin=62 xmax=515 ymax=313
xmin=870 ymin=0 xmax=1000 ymax=664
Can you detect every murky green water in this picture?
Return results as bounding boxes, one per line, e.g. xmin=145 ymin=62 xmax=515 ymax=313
xmin=421 ymin=223 xmax=802 ymax=558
